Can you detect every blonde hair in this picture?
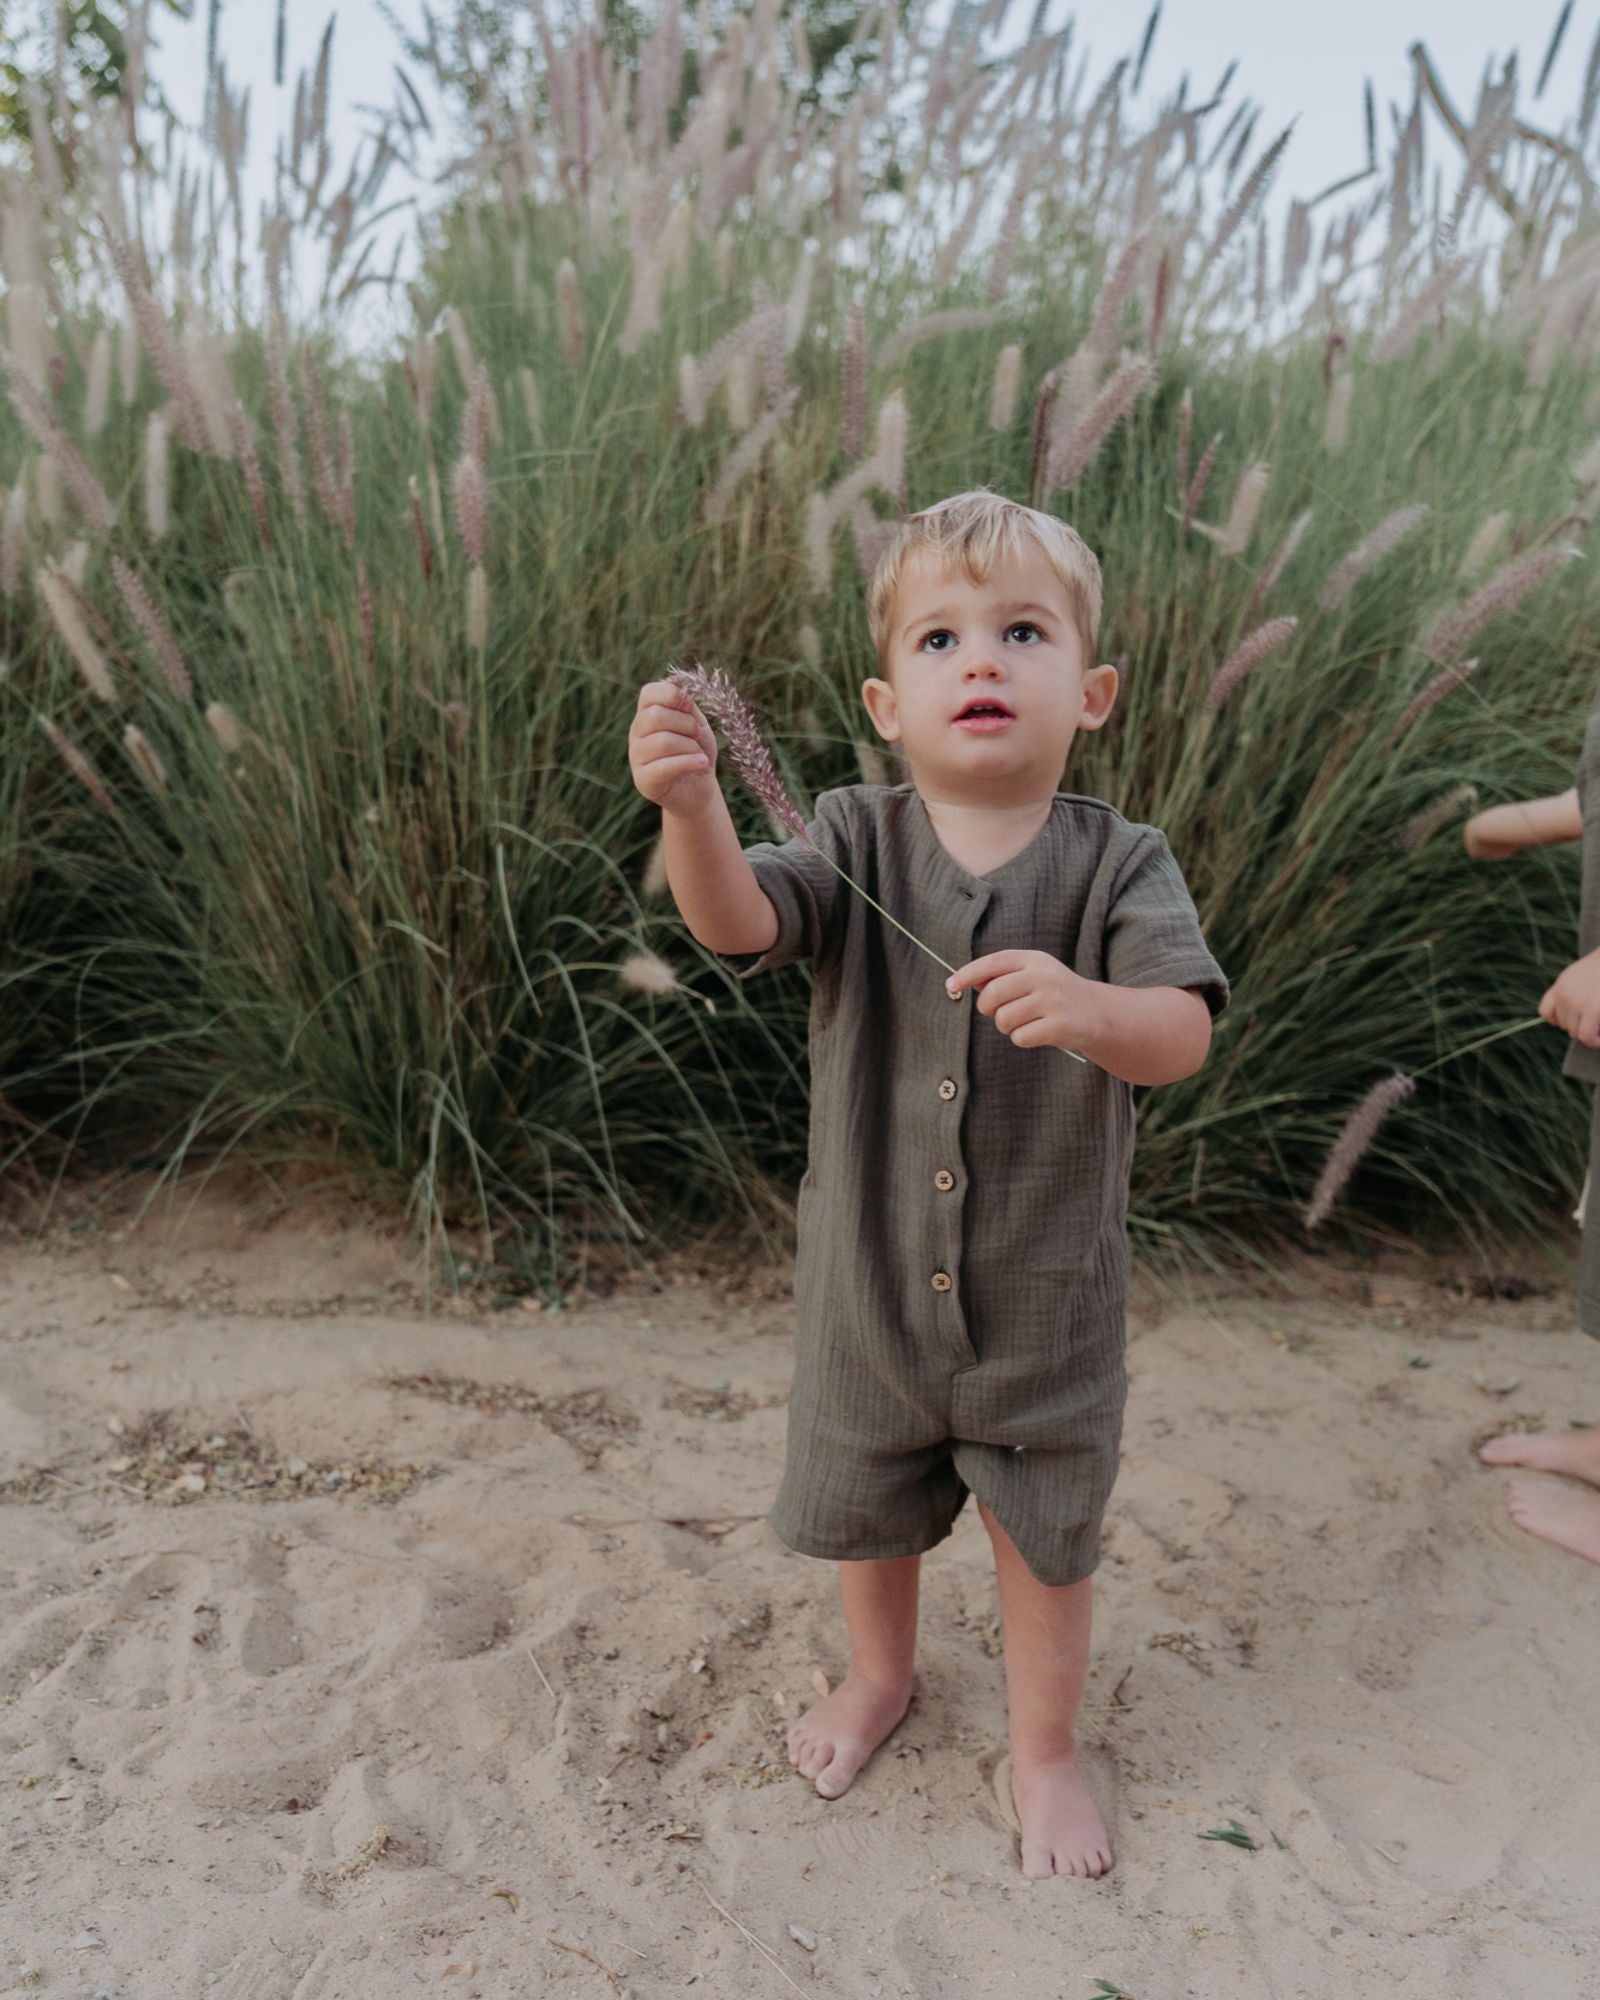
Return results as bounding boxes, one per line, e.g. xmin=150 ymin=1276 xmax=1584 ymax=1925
xmin=865 ymin=489 xmax=1103 ymax=674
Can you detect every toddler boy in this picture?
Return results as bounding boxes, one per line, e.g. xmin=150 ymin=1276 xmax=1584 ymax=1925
xmin=627 ymin=491 xmax=1227 ymax=1876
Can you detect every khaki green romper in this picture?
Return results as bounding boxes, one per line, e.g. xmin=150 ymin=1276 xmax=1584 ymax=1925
xmin=1564 ymin=691 xmax=1600 ymax=1339
xmin=714 ymin=782 xmax=1230 ymax=1586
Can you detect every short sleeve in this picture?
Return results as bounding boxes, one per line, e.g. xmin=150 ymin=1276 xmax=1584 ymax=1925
xmin=707 ymin=787 xmax=853 ymax=980
xmin=1103 ymin=827 xmax=1229 ymax=1017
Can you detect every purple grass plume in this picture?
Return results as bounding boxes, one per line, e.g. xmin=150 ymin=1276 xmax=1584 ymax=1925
xmin=667 ymin=663 xmax=808 ymax=838
xmin=1304 ymin=1072 xmax=1417 ymax=1230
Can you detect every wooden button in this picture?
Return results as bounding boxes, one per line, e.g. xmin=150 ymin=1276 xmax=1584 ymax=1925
xmin=930 ymin=1270 xmax=953 ymax=1292
xmin=937 ymin=1078 xmax=957 ymax=1100
xmin=934 ymin=1169 xmax=955 ymax=1191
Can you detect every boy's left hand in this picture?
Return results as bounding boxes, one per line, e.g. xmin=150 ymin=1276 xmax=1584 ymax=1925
xmin=1541 ymin=948 xmax=1600 ymax=1048
xmin=945 ymin=950 xmax=1108 ymax=1053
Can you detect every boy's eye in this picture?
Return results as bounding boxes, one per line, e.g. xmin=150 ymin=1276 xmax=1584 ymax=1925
xmin=1007 ymin=621 xmax=1041 ymax=643
xmin=919 ymin=628 xmax=956 ymax=652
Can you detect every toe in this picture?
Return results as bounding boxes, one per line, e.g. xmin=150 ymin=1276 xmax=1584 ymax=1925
xmin=1020 ymin=1839 xmax=1055 ymax=1878
xmin=798 ymin=1738 xmax=832 ymax=1782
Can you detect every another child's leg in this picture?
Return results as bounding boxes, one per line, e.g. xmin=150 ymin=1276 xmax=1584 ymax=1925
xmin=788 ymin=1554 xmax=918 ymax=1798
xmin=979 ymin=1499 xmax=1112 ymax=1879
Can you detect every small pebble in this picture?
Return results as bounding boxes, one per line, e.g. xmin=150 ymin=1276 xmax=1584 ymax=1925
xmin=73 ymin=1929 xmax=104 ymax=1948
xmin=788 ymin=1925 xmax=817 ymax=1952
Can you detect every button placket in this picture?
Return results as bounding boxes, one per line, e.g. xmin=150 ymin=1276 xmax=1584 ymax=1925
xmin=931 ymin=883 xmax=987 ymax=1339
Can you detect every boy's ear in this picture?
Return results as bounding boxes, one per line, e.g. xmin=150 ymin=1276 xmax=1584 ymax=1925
xmin=861 ymin=674 xmax=902 ymax=741
xmin=1074 ymin=662 xmax=1119 ymax=733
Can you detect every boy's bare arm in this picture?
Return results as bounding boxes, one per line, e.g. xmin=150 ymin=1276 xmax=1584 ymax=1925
xmin=945 ymin=951 xmax=1213 ymax=1085
xmin=1463 ymin=788 xmax=1580 ymax=859
xmin=629 ymin=677 xmax=778 ymax=955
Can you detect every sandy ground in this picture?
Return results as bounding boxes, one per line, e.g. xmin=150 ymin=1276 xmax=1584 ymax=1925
xmin=4 ymin=1171 xmax=1600 ymax=2000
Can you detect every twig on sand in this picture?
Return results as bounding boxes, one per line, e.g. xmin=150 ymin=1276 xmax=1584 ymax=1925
xmin=696 ymin=1880 xmax=813 ymax=1996
xmin=526 ymin=1646 xmax=559 ymax=1705
xmin=550 ymin=1937 xmax=626 ymax=1991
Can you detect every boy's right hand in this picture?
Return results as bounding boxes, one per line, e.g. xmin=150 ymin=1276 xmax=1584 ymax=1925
xmin=1542 ymin=948 xmax=1600 ymax=1049
xmin=629 ymin=679 xmax=719 ymax=817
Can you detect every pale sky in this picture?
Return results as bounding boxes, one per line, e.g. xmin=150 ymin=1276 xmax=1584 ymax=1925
xmin=148 ymin=0 xmax=1598 ymax=324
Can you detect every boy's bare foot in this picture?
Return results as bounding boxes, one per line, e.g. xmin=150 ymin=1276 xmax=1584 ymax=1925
xmin=1506 ymin=1476 xmax=1600 ymax=1565
xmin=786 ymin=1672 xmax=911 ymax=1798
xmin=1009 ymin=1749 xmax=1113 ymax=1879
xmin=1480 ymin=1425 xmax=1600 ymax=1485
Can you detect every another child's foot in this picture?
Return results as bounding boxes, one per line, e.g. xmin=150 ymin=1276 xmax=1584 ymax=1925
xmin=1506 ymin=1476 xmax=1600 ymax=1565
xmin=787 ymin=1672 xmax=911 ymax=1799
xmin=1481 ymin=1425 xmax=1600 ymax=1485
xmin=1009 ymin=1748 xmax=1113 ymax=1878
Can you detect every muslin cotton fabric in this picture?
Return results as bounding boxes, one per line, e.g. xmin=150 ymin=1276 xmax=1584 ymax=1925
xmin=715 ymin=781 xmax=1228 ymax=1585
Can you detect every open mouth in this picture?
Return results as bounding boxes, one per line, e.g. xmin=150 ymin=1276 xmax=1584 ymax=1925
xmin=953 ymin=698 xmax=1016 ymax=731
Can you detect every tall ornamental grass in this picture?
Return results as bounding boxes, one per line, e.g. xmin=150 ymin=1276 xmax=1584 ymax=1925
xmin=4 ymin=0 xmax=1600 ymax=1278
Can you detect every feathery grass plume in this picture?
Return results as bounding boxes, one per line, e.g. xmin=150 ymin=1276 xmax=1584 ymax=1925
xmin=755 ymin=297 xmax=789 ymax=409
xmin=1180 ymin=431 xmax=1222 ymax=532
xmin=39 ymin=716 xmax=115 ymax=813
xmin=111 ymin=557 xmax=193 ymax=699
xmin=358 ymin=558 xmax=376 ymax=667
xmin=1458 ymin=510 xmax=1510 ymax=580
xmin=34 ymin=451 xmax=62 ymax=525
xmin=1 ymin=482 xmax=24 ymax=595
xmin=265 ymin=314 xmax=303 ymax=519
xmin=1323 ymin=369 xmax=1354 ymax=454
xmin=441 ymin=304 xmax=475 ymax=386
xmin=1175 ymin=386 xmax=1193 ymax=493
xmin=231 ymin=403 xmax=272 ymax=550
xmin=703 ymin=388 xmax=798 ymax=525
xmin=874 ymin=389 xmax=909 ymax=513
xmin=1424 ymin=544 xmax=1579 ymax=663
xmin=619 ymin=950 xmax=716 ymax=1012
xmin=300 ymin=347 xmax=342 ymax=540
xmin=798 ymin=624 xmax=823 ymax=671
xmin=518 ymin=367 xmax=542 ymax=441
xmin=123 ymin=723 xmax=168 ymax=792
xmin=405 ymin=335 xmax=439 ymax=429
xmin=408 ymin=474 xmax=434 ymax=583
xmin=1385 ymin=658 xmax=1479 ymax=746
xmin=851 ymin=498 xmax=897 ymax=576
xmin=39 ymin=568 xmax=115 ymax=700
xmin=117 ymin=307 xmax=139 ymax=404
xmin=1303 ymin=1073 xmax=1416 ymax=1229
xmin=1194 ymin=458 xmax=1269 ymax=555
xmin=83 ymin=328 xmax=112 ymax=438
xmin=985 ymin=146 xmax=1036 ymax=301
xmin=184 ymin=331 xmax=236 ymax=459
xmin=1316 ymin=503 xmax=1430 ymax=612
xmin=452 ymin=450 xmax=487 ymax=565
xmin=2 ymin=362 xmax=117 ymax=533
xmin=1370 ymin=256 xmax=1473 ymax=364
xmin=1047 ymin=353 xmax=1157 ymax=494
xmin=206 ymin=701 xmax=244 ymax=753
xmin=1399 ymin=781 xmax=1479 ymax=853
xmin=556 ymin=259 xmax=585 ymax=368
xmin=724 ymin=349 xmax=758 ymax=430
xmin=876 ymin=307 xmax=1004 ymax=370
xmin=61 ymin=540 xmax=90 ymax=587
xmin=1195 ymin=124 xmax=1293 ymax=290
xmin=222 ymin=573 xmax=249 ymax=634
xmin=989 ymin=343 xmax=1022 ymax=431
xmin=1204 ymin=615 xmax=1298 ymax=709
xmin=840 ymin=300 xmax=868 ymax=459
xmin=640 ymin=830 xmax=669 ymax=898
xmin=669 ymin=663 xmax=807 ymax=838
xmin=465 ymin=563 xmax=489 ymax=651
xmin=144 ymin=410 xmax=170 ymax=539
xmin=1574 ymin=434 xmax=1600 ymax=492
xmin=1084 ymin=232 xmax=1148 ymax=363
xmin=101 ymin=227 xmax=206 ymax=451
xmin=1246 ymin=508 xmax=1313 ymax=619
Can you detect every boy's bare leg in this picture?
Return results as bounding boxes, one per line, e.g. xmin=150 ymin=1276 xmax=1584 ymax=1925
xmin=979 ymin=1499 xmax=1112 ymax=1879
xmin=787 ymin=1554 xmax=918 ymax=1798
xmin=1505 ymin=1478 xmax=1600 ymax=1565
xmin=1480 ymin=1425 xmax=1600 ymax=1484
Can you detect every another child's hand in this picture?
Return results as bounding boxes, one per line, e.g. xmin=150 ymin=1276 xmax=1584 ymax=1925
xmin=944 ymin=950 xmax=1108 ymax=1053
xmin=629 ymin=678 xmax=719 ymax=817
xmin=1540 ymin=949 xmax=1600 ymax=1048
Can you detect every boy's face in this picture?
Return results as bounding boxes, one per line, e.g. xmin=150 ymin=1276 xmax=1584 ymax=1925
xmin=861 ymin=550 xmax=1118 ymax=799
